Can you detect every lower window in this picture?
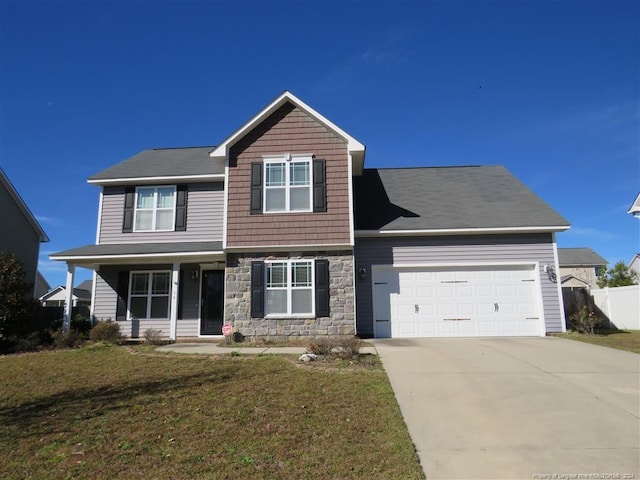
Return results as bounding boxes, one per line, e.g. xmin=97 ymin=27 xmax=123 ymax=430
xmin=265 ymin=260 xmax=314 ymax=315
xmin=128 ymin=271 xmax=171 ymax=319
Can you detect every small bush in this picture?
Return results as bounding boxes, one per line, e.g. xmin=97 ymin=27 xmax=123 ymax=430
xmin=51 ymin=314 xmax=93 ymax=335
xmin=307 ymin=337 xmax=333 ymax=356
xmin=143 ymin=328 xmax=165 ymax=345
xmin=333 ymin=336 xmax=363 ymax=360
xmin=567 ymin=306 xmax=605 ymax=335
xmin=232 ymin=331 xmax=245 ymax=343
xmin=51 ymin=329 xmax=86 ymax=349
xmin=0 ymin=331 xmax=49 ymax=354
xmin=90 ymin=321 xmax=123 ymax=344
xmin=306 ymin=336 xmax=364 ymax=360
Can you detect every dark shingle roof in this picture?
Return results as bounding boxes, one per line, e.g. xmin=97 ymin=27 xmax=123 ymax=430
xmin=558 ymin=248 xmax=607 ymax=267
xmin=75 ymin=279 xmax=93 ymax=291
xmin=88 ymin=147 xmax=223 ymax=182
xmin=354 ymin=166 xmax=570 ymax=231
xmin=51 ymin=242 xmax=223 ymax=259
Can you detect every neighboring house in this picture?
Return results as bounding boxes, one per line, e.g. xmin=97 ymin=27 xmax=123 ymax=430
xmin=51 ymin=92 xmax=570 ymax=340
xmin=0 ymin=168 xmax=49 ymax=299
xmin=558 ymin=247 xmax=607 ymax=290
xmin=39 ymin=285 xmax=92 ymax=308
xmin=34 ymin=271 xmax=51 ymax=300
xmin=628 ymin=192 xmax=640 ymax=219
xmin=628 ymin=254 xmax=640 ymax=278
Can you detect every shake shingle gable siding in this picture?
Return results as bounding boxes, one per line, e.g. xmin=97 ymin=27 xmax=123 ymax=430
xmin=226 ymin=102 xmax=351 ymax=247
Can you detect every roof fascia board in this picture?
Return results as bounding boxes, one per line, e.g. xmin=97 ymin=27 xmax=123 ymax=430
xmin=356 ymin=226 xmax=571 ymax=237
xmin=628 ymin=192 xmax=640 ymax=214
xmin=87 ymin=174 xmax=225 ymax=186
xmin=0 ymin=168 xmax=49 ymax=242
xmin=210 ymin=91 xmax=365 ymax=170
xmin=50 ymin=250 xmax=225 ymax=262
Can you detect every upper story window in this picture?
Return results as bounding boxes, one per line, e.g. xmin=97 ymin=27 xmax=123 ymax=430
xmin=134 ymin=186 xmax=176 ymax=232
xmin=264 ymin=156 xmax=312 ymax=213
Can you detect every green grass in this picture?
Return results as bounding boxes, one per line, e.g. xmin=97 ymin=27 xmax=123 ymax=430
xmin=0 ymin=344 xmax=424 ymax=479
xmin=557 ymin=329 xmax=640 ymax=354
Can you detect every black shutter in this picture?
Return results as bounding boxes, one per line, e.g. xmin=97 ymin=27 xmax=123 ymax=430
xmin=175 ymin=185 xmax=188 ymax=231
xmin=313 ymin=159 xmax=327 ymax=212
xmin=315 ymin=259 xmax=329 ymax=317
xmin=122 ymin=187 xmax=135 ymax=233
xmin=115 ymin=271 xmax=130 ymax=321
xmin=250 ymin=261 xmax=265 ymax=318
xmin=250 ymin=162 xmax=263 ymax=214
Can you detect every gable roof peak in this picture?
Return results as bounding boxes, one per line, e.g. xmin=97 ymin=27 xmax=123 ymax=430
xmin=0 ymin=168 xmax=49 ymax=242
xmin=210 ymin=91 xmax=366 ymax=174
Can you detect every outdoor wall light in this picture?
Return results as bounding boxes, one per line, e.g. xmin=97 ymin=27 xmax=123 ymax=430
xmin=358 ymin=267 xmax=367 ymax=280
xmin=191 ymin=269 xmax=199 ymax=281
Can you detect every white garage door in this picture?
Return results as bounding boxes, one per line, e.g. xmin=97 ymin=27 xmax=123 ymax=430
xmin=373 ymin=265 xmax=543 ymax=338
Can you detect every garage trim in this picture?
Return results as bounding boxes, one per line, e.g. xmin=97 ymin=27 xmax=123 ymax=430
xmin=371 ymin=262 xmax=546 ymax=338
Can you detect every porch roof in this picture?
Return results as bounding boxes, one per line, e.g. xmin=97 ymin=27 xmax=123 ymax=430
xmin=50 ymin=241 xmax=224 ymax=265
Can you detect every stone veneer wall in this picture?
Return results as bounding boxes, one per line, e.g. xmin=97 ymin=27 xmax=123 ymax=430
xmin=225 ymin=251 xmax=355 ymax=341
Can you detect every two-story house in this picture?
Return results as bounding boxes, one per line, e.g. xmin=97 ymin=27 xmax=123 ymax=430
xmin=0 ymin=168 xmax=49 ymax=299
xmin=52 ymin=92 xmax=570 ymax=340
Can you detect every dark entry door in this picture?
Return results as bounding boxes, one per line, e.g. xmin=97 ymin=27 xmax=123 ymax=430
xmin=200 ymin=270 xmax=224 ymax=335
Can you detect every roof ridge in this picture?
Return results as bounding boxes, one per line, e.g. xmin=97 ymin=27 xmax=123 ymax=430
xmin=365 ymin=165 xmax=489 ymax=171
xmin=151 ymin=146 xmax=216 ymax=151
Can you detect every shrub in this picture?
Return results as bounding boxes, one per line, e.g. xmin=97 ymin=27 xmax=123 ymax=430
xmin=567 ymin=306 xmax=605 ymax=335
xmin=51 ymin=314 xmax=92 ymax=335
xmin=307 ymin=337 xmax=333 ymax=356
xmin=51 ymin=329 xmax=86 ymax=349
xmin=306 ymin=336 xmax=364 ymax=359
xmin=89 ymin=321 xmax=123 ymax=344
xmin=143 ymin=328 xmax=165 ymax=345
xmin=333 ymin=336 xmax=363 ymax=360
xmin=0 ymin=332 xmax=48 ymax=354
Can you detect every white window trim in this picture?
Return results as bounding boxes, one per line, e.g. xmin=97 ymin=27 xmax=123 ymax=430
xmin=263 ymin=154 xmax=313 ymax=214
xmin=264 ymin=259 xmax=315 ymax=317
xmin=133 ymin=185 xmax=177 ymax=232
xmin=127 ymin=270 xmax=172 ymax=320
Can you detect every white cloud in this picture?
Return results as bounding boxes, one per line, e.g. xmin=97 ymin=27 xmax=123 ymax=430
xmin=565 ymin=226 xmax=622 ymax=241
xmin=35 ymin=215 xmax=63 ymax=227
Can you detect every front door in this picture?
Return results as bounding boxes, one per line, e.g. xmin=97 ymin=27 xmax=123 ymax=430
xmin=200 ymin=270 xmax=224 ymax=335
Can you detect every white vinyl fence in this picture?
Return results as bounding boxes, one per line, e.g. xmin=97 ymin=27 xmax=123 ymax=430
xmin=591 ymin=285 xmax=640 ymax=330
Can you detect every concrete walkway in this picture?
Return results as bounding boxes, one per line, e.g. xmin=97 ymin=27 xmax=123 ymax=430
xmin=373 ymin=337 xmax=640 ymax=479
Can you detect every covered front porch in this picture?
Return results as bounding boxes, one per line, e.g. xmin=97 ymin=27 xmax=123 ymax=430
xmin=50 ymin=242 xmax=225 ymax=340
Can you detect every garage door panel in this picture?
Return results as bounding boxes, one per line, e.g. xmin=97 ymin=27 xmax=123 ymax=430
xmin=457 ymin=302 xmax=475 ymax=316
xmin=378 ymin=265 xmax=542 ymax=338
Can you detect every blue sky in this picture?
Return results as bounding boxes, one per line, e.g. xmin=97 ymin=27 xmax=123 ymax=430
xmin=1 ymin=0 xmax=638 ymax=288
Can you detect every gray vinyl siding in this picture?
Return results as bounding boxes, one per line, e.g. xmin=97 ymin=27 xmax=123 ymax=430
xmin=176 ymin=320 xmax=200 ymax=337
xmin=92 ymin=267 xmax=119 ymax=322
xmin=0 ymin=182 xmax=42 ymax=298
xmin=354 ymin=234 xmax=562 ymax=337
xmin=98 ymin=182 xmax=224 ymax=244
xmin=93 ymin=264 xmax=202 ymax=338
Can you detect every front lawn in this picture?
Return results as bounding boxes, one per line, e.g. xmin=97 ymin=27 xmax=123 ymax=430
xmin=0 ymin=344 xmax=424 ymax=479
xmin=557 ymin=330 xmax=640 ymax=354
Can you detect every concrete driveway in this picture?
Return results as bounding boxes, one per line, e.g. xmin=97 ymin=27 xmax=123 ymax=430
xmin=374 ymin=337 xmax=639 ymax=479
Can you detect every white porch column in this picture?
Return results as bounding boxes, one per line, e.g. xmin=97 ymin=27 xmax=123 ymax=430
xmin=63 ymin=263 xmax=75 ymax=333
xmin=169 ymin=262 xmax=179 ymax=340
